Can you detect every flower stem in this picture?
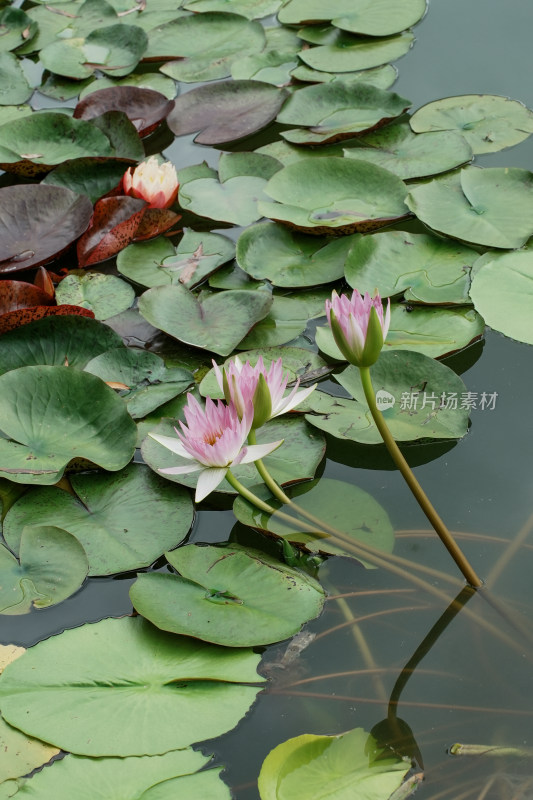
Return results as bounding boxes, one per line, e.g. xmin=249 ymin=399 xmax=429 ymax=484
xmin=358 ymin=366 xmax=482 ymax=588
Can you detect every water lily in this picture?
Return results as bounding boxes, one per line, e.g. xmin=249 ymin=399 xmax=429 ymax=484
xmin=149 ymin=394 xmax=283 ymax=502
xmin=122 ymin=156 xmax=179 ymax=209
xmin=325 ymin=289 xmax=391 ymax=368
xmin=212 ymin=356 xmax=316 ymax=430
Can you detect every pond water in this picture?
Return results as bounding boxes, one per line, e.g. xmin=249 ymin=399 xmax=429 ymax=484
xmin=1 ymin=0 xmax=533 ymax=798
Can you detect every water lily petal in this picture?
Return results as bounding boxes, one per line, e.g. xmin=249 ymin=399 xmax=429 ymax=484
xmin=159 ymin=464 xmax=202 ymax=475
xmin=195 ymin=467 xmax=228 ymax=502
xmin=149 ymin=432 xmax=192 ymax=459
xmin=238 ymin=439 xmax=284 ymax=464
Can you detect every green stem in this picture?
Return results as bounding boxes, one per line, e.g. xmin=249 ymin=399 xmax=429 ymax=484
xmin=359 ymin=366 xmax=483 ymax=589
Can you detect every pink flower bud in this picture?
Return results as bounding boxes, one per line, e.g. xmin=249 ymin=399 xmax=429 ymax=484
xmin=325 ymin=289 xmax=390 ymax=368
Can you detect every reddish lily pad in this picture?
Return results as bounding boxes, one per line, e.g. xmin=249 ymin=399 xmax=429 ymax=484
xmin=77 ymin=196 xmax=147 ymax=267
xmin=73 ymin=86 xmax=175 ymax=138
xmin=0 ymin=280 xmax=54 ymax=316
xmin=133 ymin=208 xmax=182 ymax=241
xmin=0 ymin=306 xmax=95 ymax=336
xmin=167 ymin=80 xmax=289 ymax=145
xmin=0 ymin=185 xmax=93 ymax=276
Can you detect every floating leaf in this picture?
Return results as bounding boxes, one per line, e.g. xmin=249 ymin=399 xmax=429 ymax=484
xmin=131 ymin=543 xmax=325 ymax=647
xmin=43 ymin=158 xmax=132 ymax=204
xmin=278 ymin=0 xmax=426 ymax=36
xmin=0 ymin=616 xmax=263 ymax=756
xmin=231 ymin=50 xmax=298 ymax=86
xmin=0 ymin=365 xmax=137 ymax=485
xmin=344 ymin=230 xmax=477 ymax=303
xmin=238 ymin=290 xmax=329 ymax=349
xmin=0 ymin=525 xmax=88 ymax=615
xmin=78 ymin=72 xmax=177 ymax=101
xmin=298 ymin=30 xmax=414 ymax=73
xmin=55 ymin=272 xmax=135 ymax=320
xmin=4 ymin=464 xmax=194 ymax=576
xmin=410 ymin=94 xmax=533 ymax=154
xmin=184 ymin=0 xmax=282 ymax=19
xmin=0 ymin=7 xmax=37 ymax=52
xmin=74 ymin=86 xmax=174 ymax=136
xmin=259 ymin=157 xmax=408 ymax=234
xmin=258 ymin=728 xmax=409 ymax=800
xmin=0 ymin=184 xmax=93 ymax=275
xmin=138 ymin=284 xmax=273 ymax=356
xmin=167 ymin=80 xmax=288 ymax=145
xmin=406 ymin=167 xmax=533 ymax=249
xmin=0 ymin=53 xmax=32 ymax=105
xmin=77 ymin=196 xmax=147 ymax=267
xmin=0 ymin=305 xmax=95 ymax=335
xmin=0 ymin=279 xmax=53 ymax=316
xmin=291 ymin=63 xmax=397 ymax=88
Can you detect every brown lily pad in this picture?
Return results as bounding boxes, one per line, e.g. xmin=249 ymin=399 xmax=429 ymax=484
xmin=0 ymin=306 xmax=95 ymax=335
xmin=133 ymin=208 xmax=182 ymax=241
xmin=0 ymin=281 xmax=54 ymax=316
xmin=74 ymin=86 xmax=175 ymax=138
xmin=77 ymin=196 xmax=147 ymax=267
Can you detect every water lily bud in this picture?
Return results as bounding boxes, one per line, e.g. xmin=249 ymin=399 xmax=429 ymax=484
xmin=325 ymin=289 xmax=390 ymax=368
xmin=122 ymin=157 xmax=179 ymax=209
xmin=251 ymin=372 xmax=273 ymax=429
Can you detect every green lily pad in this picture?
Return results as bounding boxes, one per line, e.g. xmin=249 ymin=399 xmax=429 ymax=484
xmin=298 ymin=30 xmax=414 ymax=73
xmin=3 ymin=464 xmax=194 ymax=576
xmin=255 ymin=138 xmax=346 ymax=166
xmin=0 ymin=365 xmax=137 ymax=485
xmin=178 ymin=152 xmax=282 ymax=226
xmin=131 ymin=543 xmax=325 ymax=647
xmin=258 ymin=727 xmax=409 ymax=800
xmin=149 ymin=13 xmax=266 ymax=82
xmin=316 ymin=304 xmax=485 ymax=360
xmin=0 ymin=315 xmax=123 ymax=375
xmin=0 ymin=616 xmax=263 ymax=756
xmin=184 ymin=0 xmax=282 ymax=18
xmin=277 ymin=82 xmax=410 ymax=145
xmin=0 ymin=53 xmax=32 ymax=105
xmin=0 ymin=718 xmax=58 ymax=785
xmin=0 ymin=104 xmax=32 ymax=125
xmin=290 ymin=63 xmax=397 ymax=88
xmin=0 ymin=8 xmax=36 ymax=52
xmin=305 ymin=351 xmax=470 ymax=444
xmin=278 ymin=0 xmax=425 ymax=36
xmin=344 ymin=230 xmax=478 ymax=303
xmin=238 ymin=290 xmax=329 ymax=349
xmin=343 ymin=121 xmax=473 ymax=179
xmin=410 ymin=94 xmax=533 ymax=154
xmin=231 ymin=50 xmax=298 ymax=86
xmin=469 ymin=246 xmax=533 ymax=345
xmin=42 ymin=158 xmax=132 ymax=205
xmin=117 ymin=236 xmax=175 ymax=287
xmin=406 ymin=167 xmax=533 ymax=249
xmin=259 ymin=157 xmax=408 ymax=234
xmin=142 ymin=414 xmax=326 ymax=494
xmin=55 ymin=272 xmax=135 ymax=321
xmin=14 ymin=3 xmax=81 ymax=55
xmin=0 ymin=525 xmax=88 ymax=615
xmin=78 ymin=72 xmax=177 ymax=101
xmin=236 ymin=222 xmax=357 ymax=287
xmin=209 ymin=263 xmax=265 ymax=291
xmin=40 ymin=24 xmax=148 ymax=80
xmin=138 ymin=284 xmax=273 ymax=356
xmin=233 ymin=477 xmax=394 ymax=561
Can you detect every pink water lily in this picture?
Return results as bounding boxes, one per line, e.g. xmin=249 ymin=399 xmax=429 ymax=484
xmin=212 ymin=356 xmax=316 ymax=430
xmin=149 ymin=394 xmax=283 ymax=502
xmin=325 ymin=289 xmax=390 ymax=368
xmin=122 ymin=156 xmax=179 ymax=209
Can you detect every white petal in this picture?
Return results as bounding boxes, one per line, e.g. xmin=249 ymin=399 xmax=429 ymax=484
xmin=239 ymin=439 xmax=284 ymax=464
xmin=160 ymin=464 xmax=202 ymax=475
xmin=149 ymin=433 xmax=192 ymax=459
xmin=195 ymin=467 xmax=228 ymax=502
xmin=274 ymin=384 xmax=316 ymax=416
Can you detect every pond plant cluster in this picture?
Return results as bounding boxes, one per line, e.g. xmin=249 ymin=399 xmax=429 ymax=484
xmin=0 ymin=0 xmax=532 ymax=797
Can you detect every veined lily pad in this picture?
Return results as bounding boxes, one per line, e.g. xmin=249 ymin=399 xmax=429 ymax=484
xmin=0 ymin=616 xmax=264 ymax=756
xmin=410 ymin=94 xmax=533 ymax=154
xmin=0 ymin=525 xmax=88 ymax=615
xmin=343 ymin=121 xmax=473 ymax=179
xmin=238 ymin=290 xmax=329 ymax=349
xmin=255 ymin=138 xmax=346 ymax=166
xmin=0 ymin=53 xmax=32 ymax=105
xmin=76 ymin=196 xmax=147 ymax=267
xmin=0 ymin=305 xmax=96 ymax=336
xmin=406 ymin=167 xmax=533 ymax=249
xmin=0 ymin=365 xmax=137 ymax=485
xmin=305 ymin=351 xmax=469 ymax=444
xmin=298 ymin=30 xmax=414 ymax=73
xmin=74 ymin=86 xmax=175 ymax=137
xmin=276 ymin=82 xmax=410 ymax=145
xmin=78 ymin=72 xmax=177 ymax=101
xmin=0 ymin=7 xmax=37 ymax=52
xmin=344 ymin=230 xmax=478 ymax=303
xmin=291 ymin=63 xmax=397 ymax=88
xmin=130 ymin=543 xmax=325 ymax=647
xmin=168 ymin=80 xmax=288 ymax=145
xmin=138 ymin=284 xmax=273 ymax=356
xmin=157 ymin=230 xmax=236 ymax=289
xmin=184 ymin=0 xmax=283 ymax=18
xmin=236 ymin=222 xmax=357 ymax=287
xmin=231 ymin=50 xmax=299 ymax=86
xmin=3 ymin=464 xmax=194 ymax=576
xmin=42 ymin=158 xmax=132 ymax=205
xmin=55 ymin=272 xmax=135 ymax=320
xmin=0 ymin=184 xmax=93 ymax=275
xmin=278 ymin=0 xmax=426 ymax=36
xmin=259 ymin=157 xmax=409 ymax=234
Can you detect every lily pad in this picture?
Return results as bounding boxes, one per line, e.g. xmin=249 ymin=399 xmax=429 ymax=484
xmin=42 ymin=158 xmax=132 ymax=205
xmin=55 ymin=272 xmax=135 ymax=320
xmin=410 ymin=94 xmax=533 ymax=154
xmin=0 ymin=305 xmax=96 ymax=336
xmin=0 ymin=184 xmax=93 ymax=276
xmin=0 ymin=525 xmax=88 ymax=615
xmin=343 ymin=121 xmax=473 ymax=179
xmin=278 ymin=0 xmax=426 ymax=36
xmin=3 ymin=464 xmax=194 ymax=576
xmin=0 ymin=616 xmax=263 ymax=756
xmin=131 ymin=543 xmax=325 ymax=647
xmin=0 ymin=7 xmax=37 ymax=52
xmin=0 ymin=278 xmax=53 ymax=316
xmin=0 ymin=314 xmax=123 ymax=375
xmin=305 ymin=351 xmax=470 ymax=444
xmin=344 ymin=230 xmax=478 ymax=303
xmin=233 ymin=477 xmax=395 ymax=561
xmin=291 ymin=63 xmax=397 ymax=88
xmin=469 ymin=247 xmax=533 ymax=345
xmin=0 ymin=365 xmax=137 ymax=485
xmin=78 ymin=72 xmax=177 ymax=101
xmin=184 ymin=0 xmax=282 ymax=18
xmin=138 ymin=284 xmax=273 ymax=356
xmin=76 ymin=196 xmax=147 ymax=267
xmin=259 ymin=157 xmax=408 ymax=234
xmin=238 ymin=290 xmax=329 ymax=349
xmin=74 ymin=86 xmax=175 ymax=137
xmin=254 ymin=138 xmax=346 ymax=166
xmin=231 ymin=50 xmax=298 ymax=86
xmin=0 ymin=53 xmax=32 ymax=105
xmin=277 ymin=82 xmax=410 ymax=145
xmin=298 ymin=30 xmax=414 ymax=73
xmin=236 ymin=222 xmax=357 ymax=287
xmin=406 ymin=167 xmax=533 ymax=249
xmin=168 ymin=80 xmax=288 ymax=145
xmin=258 ymin=727 xmax=410 ymax=800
